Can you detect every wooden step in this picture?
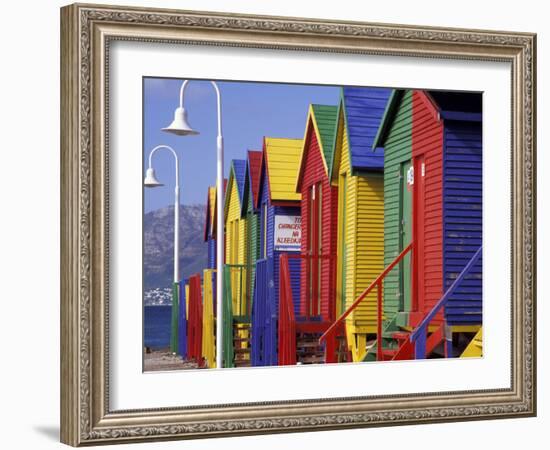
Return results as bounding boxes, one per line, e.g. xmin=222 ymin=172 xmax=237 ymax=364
xmin=234 ymin=347 xmax=250 ymax=354
xmin=381 ymin=348 xmax=398 ymax=360
xmin=234 ymin=360 xmax=251 ymax=367
xmin=298 ymin=355 xmax=325 ymax=364
xmin=391 ymin=331 xmax=411 ymax=341
xmin=296 ymin=340 xmax=323 ymax=348
xmin=296 ymin=351 xmax=324 ymax=358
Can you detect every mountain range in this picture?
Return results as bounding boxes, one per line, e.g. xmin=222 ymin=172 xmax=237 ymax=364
xmin=144 ymin=204 xmax=208 ymax=290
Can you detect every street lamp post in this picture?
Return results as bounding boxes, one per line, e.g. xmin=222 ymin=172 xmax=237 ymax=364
xmin=162 ymin=80 xmax=224 ymax=369
xmin=144 ymin=145 xmax=181 ymax=354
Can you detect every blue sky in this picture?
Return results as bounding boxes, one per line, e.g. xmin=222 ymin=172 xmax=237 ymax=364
xmin=143 ymin=78 xmax=341 ymax=212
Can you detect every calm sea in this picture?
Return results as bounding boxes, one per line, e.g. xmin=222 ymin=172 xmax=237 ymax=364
xmin=144 ymin=305 xmax=171 ymax=349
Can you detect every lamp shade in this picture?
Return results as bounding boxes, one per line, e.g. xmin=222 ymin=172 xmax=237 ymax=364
xmin=144 ymin=168 xmax=163 ymax=187
xmin=161 ymin=107 xmax=199 ymax=136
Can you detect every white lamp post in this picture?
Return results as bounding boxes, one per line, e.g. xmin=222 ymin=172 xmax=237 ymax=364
xmin=144 ymin=145 xmax=181 ymax=354
xmin=162 ymin=80 xmax=224 ymax=369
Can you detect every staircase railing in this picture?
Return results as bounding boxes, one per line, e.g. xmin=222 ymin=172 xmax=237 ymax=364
xmin=410 ymin=245 xmax=482 ymax=359
xmin=278 ymin=253 xmax=296 ymax=365
xmin=319 ymin=243 xmax=414 ymax=361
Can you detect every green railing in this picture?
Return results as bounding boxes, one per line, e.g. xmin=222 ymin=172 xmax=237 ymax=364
xmin=222 ymin=266 xmax=234 ymax=368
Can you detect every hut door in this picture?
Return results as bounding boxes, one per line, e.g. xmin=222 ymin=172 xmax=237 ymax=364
xmin=399 ymin=161 xmax=413 ymax=313
xmin=413 ymin=155 xmax=426 ymax=312
xmin=308 ymin=182 xmax=322 ymax=317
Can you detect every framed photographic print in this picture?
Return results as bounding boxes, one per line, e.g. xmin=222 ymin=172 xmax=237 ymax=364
xmin=60 ymin=3 xmax=537 ymax=446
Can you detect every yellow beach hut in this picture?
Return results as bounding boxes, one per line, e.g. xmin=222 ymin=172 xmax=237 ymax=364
xmin=223 ymin=159 xmax=250 ymax=367
xmin=329 ymin=87 xmax=393 ymax=361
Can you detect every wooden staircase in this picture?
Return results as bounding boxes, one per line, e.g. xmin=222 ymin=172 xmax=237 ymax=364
xmin=323 ymin=245 xmax=482 ymax=363
xmin=279 ymin=253 xmax=352 ymax=366
xmin=233 ymin=321 xmax=251 ymax=367
xmin=223 ymin=264 xmax=253 ymax=368
xmin=296 ymin=332 xmax=324 ymax=364
xmin=364 ymin=325 xmax=444 ymax=361
xmin=295 ymin=331 xmax=350 ymax=364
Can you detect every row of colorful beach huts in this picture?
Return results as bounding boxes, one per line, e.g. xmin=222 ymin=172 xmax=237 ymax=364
xmin=174 ymin=87 xmax=483 ymax=368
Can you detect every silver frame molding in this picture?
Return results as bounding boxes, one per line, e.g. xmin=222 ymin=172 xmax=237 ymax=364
xmin=60 ymin=3 xmax=536 ymax=446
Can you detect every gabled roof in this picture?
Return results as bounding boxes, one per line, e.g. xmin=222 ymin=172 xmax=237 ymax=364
xmin=373 ymin=89 xmax=482 ymax=149
xmin=208 ymin=179 xmax=227 ymax=237
xmin=335 ymin=86 xmax=393 ymax=173
xmin=224 ymin=159 xmax=246 ymax=219
xmin=311 ymin=104 xmax=339 ymax=165
xmin=295 ymin=104 xmax=339 ymax=191
xmin=246 ymin=150 xmax=262 ymax=210
xmin=263 ymin=137 xmax=303 ymax=203
xmin=203 ymin=185 xmax=216 ymax=241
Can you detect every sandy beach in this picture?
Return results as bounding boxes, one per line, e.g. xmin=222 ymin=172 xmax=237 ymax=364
xmin=143 ymin=348 xmax=200 ymax=372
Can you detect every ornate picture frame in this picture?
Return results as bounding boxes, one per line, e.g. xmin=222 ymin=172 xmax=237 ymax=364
xmin=60 ymin=3 xmax=536 ymax=446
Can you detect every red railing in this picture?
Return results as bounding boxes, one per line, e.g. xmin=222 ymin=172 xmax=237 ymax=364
xmin=319 ymin=243 xmax=413 ymax=361
xmin=279 ymin=252 xmax=337 ymax=365
xmin=278 ymin=253 xmax=296 ymax=365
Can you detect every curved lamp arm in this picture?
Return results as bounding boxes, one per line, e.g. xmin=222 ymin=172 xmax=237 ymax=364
xmin=146 ymin=144 xmax=180 ymax=284
xmin=147 ymin=144 xmax=180 ymax=189
xmin=178 ymin=80 xmax=222 ymax=139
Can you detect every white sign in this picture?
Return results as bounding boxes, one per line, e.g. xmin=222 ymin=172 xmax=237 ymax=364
xmin=407 ymin=166 xmax=414 ymax=186
xmin=274 ymin=215 xmax=301 ymax=251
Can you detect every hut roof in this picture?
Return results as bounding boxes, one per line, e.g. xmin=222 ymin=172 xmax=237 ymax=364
xmin=336 ymin=86 xmax=393 ymax=173
xmin=311 ymin=104 xmax=339 ymax=166
xmin=224 ymin=159 xmax=247 ymax=219
xmin=263 ymin=137 xmax=303 ymax=203
xmin=246 ymin=150 xmax=263 ymax=210
xmin=295 ymin=104 xmax=338 ymax=191
xmin=207 ymin=179 xmax=227 ymax=237
xmin=203 ymin=185 xmax=216 ymax=241
xmin=373 ymin=89 xmax=482 ymax=149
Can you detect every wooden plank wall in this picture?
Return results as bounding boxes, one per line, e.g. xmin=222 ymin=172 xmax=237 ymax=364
xmin=383 ymin=91 xmax=413 ymax=319
xmin=299 ymin=126 xmax=338 ymax=321
xmin=412 ymin=91 xmax=444 ymax=321
xmin=443 ymin=120 xmax=483 ymax=325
